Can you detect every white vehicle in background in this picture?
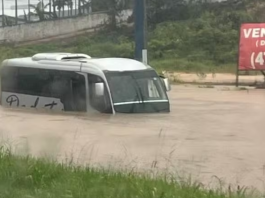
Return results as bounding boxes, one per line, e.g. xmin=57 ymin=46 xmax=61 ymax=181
xmin=0 ymin=53 xmax=171 ymax=114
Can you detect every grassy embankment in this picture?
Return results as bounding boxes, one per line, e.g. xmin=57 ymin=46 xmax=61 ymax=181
xmin=0 ymin=146 xmax=261 ymax=198
xmin=0 ymin=20 xmax=242 ymax=75
xmin=1 ymin=0 xmax=264 ymax=77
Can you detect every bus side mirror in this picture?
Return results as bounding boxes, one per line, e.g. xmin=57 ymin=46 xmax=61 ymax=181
xmin=95 ymin=82 xmax=104 ymax=96
xmin=160 ymin=75 xmax=171 ymax=92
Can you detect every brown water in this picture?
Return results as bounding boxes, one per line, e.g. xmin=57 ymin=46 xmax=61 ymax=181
xmin=0 ymin=85 xmax=264 ymax=191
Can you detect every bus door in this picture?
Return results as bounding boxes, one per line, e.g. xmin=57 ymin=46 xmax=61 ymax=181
xmin=70 ymin=73 xmax=86 ymax=112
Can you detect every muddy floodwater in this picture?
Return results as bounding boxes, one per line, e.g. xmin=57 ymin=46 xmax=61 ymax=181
xmin=0 ymin=85 xmax=264 ymax=191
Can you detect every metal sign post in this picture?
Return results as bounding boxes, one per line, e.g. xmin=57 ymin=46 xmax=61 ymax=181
xmin=134 ymin=0 xmax=147 ymax=64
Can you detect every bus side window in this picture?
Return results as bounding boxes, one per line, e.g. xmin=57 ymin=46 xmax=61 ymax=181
xmin=0 ymin=66 xmax=54 ymax=99
xmin=18 ymin=67 xmax=50 ymax=96
xmin=1 ymin=66 xmax=87 ymax=112
xmin=45 ymin=70 xmax=86 ymax=112
xmin=87 ymin=74 xmax=112 ymax=113
xmin=69 ymin=72 xmax=86 ymax=112
xmin=1 ymin=66 xmax=19 ymax=93
xmin=42 ymin=70 xmax=82 ymax=112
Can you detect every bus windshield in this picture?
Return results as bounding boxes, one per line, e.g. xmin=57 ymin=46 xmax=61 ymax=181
xmin=104 ymin=70 xmax=170 ymax=113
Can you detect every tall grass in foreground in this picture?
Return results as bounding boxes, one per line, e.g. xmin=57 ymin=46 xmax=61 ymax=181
xmin=0 ymin=147 xmax=261 ymax=198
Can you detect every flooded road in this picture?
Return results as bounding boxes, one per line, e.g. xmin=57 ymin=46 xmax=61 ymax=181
xmin=0 ymin=85 xmax=264 ymax=191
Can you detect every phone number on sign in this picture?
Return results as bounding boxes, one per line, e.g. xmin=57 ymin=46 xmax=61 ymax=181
xmin=250 ymin=52 xmax=265 ymax=69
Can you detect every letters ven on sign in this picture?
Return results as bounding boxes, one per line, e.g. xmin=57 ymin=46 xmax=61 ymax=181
xmin=238 ymin=23 xmax=265 ymax=70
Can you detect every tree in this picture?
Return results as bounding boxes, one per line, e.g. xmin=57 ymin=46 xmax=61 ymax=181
xmin=79 ymin=0 xmax=92 ymax=14
xmin=53 ymin=0 xmax=73 ymax=17
xmin=92 ymin=0 xmax=130 ymax=30
xmin=146 ymin=0 xmax=193 ymax=26
xmin=29 ymin=0 xmax=57 ymax=21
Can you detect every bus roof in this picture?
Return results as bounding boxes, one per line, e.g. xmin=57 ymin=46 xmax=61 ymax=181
xmin=81 ymin=58 xmax=152 ymax=71
xmin=1 ymin=53 xmax=152 ymax=72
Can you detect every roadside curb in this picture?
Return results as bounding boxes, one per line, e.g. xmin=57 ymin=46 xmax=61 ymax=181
xmin=163 ymin=72 xmax=265 ymax=88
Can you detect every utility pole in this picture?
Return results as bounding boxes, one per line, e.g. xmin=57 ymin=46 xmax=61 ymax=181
xmin=2 ymin=0 xmax=4 ymax=27
xmin=134 ymin=0 xmax=148 ymax=64
xmin=15 ymin=0 xmax=18 ymax=25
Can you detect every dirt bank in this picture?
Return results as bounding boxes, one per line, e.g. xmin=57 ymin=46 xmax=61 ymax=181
xmin=163 ymin=72 xmax=265 ymax=86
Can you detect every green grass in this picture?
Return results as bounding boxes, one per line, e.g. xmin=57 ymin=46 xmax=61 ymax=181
xmin=0 ymin=146 xmax=262 ymax=198
xmin=149 ymin=58 xmax=237 ymax=74
xmin=0 ymin=42 xmax=237 ymax=74
xmin=0 ymin=26 xmax=263 ymax=75
xmin=0 ymin=27 xmax=239 ymax=74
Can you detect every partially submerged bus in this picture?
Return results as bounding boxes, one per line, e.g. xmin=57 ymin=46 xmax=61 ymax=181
xmin=0 ymin=53 xmax=171 ymax=114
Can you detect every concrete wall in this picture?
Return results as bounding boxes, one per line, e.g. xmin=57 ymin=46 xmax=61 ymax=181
xmin=0 ymin=9 xmax=132 ymax=44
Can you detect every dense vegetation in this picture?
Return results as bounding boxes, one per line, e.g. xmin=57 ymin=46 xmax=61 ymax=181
xmin=0 ymin=147 xmax=261 ymax=198
xmin=1 ymin=0 xmax=264 ymax=73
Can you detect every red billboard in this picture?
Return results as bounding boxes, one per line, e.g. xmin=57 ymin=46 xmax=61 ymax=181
xmin=238 ymin=23 xmax=265 ymax=70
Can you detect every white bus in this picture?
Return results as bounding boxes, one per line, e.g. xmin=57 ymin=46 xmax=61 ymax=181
xmin=0 ymin=53 xmax=171 ymax=114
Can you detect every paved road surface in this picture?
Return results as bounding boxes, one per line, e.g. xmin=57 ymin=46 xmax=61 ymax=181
xmin=0 ymin=85 xmax=264 ymax=192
